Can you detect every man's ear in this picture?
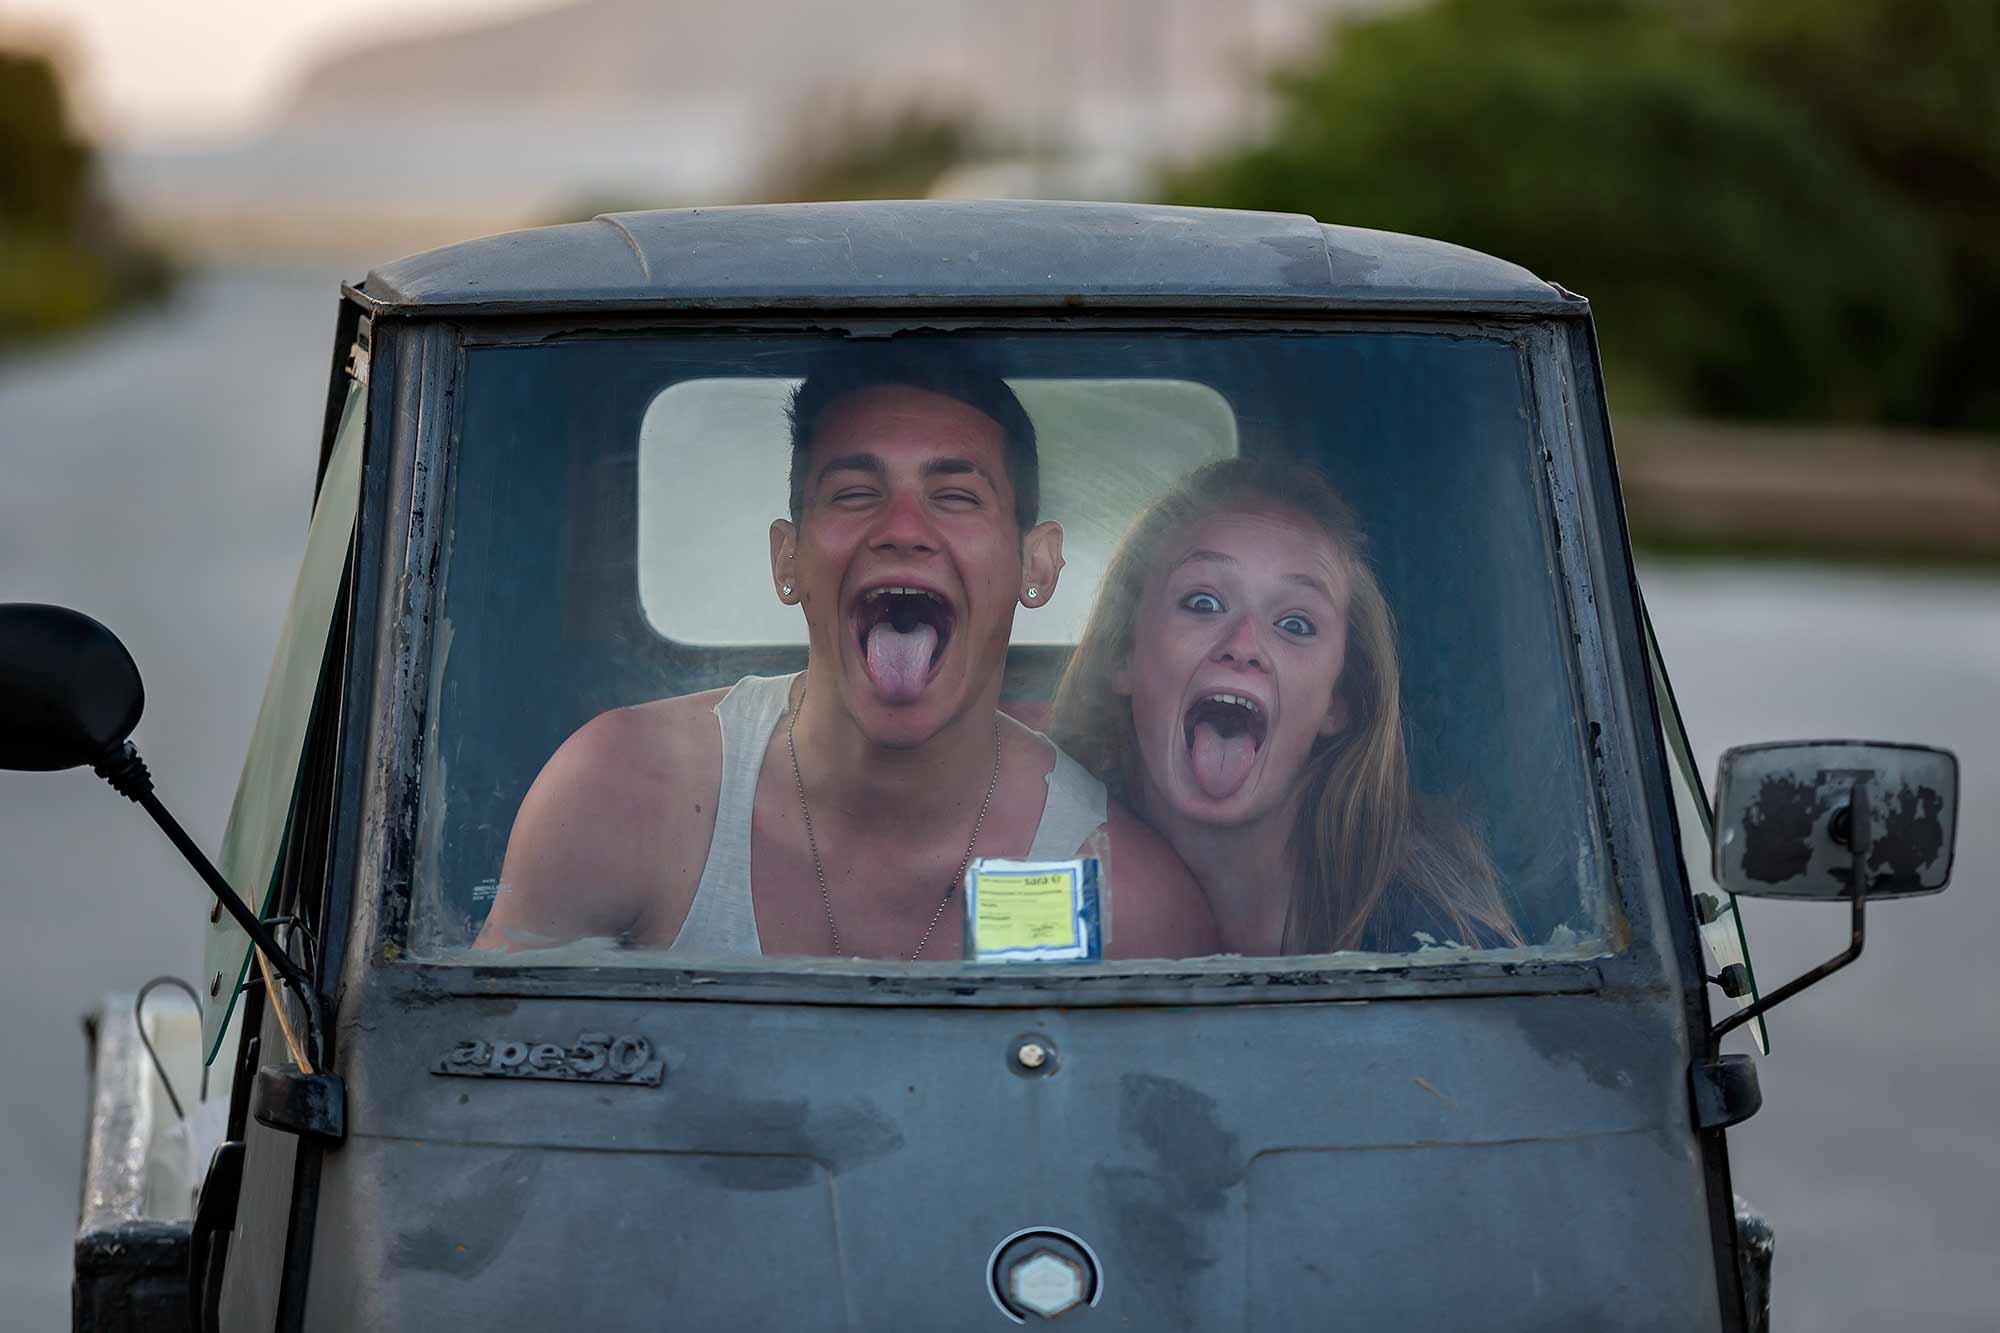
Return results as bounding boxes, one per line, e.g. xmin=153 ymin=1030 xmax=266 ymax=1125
xmin=770 ymin=519 xmax=800 ymax=604
xmin=1019 ymin=520 xmax=1065 ymax=609
xmin=1318 ymin=689 xmax=1350 ymax=738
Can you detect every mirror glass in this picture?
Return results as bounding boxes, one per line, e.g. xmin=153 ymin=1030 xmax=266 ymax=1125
xmin=1713 ymin=741 xmax=1957 ymax=900
xmin=0 ymin=603 xmax=145 ymax=772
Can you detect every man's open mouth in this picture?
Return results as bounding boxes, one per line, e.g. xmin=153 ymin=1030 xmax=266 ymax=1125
xmin=1183 ymin=692 xmax=1268 ymax=800
xmin=853 ymin=585 xmax=955 ymax=705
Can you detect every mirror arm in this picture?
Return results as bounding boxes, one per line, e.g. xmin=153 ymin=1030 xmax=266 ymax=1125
xmin=92 ymin=742 xmax=326 ymax=1068
xmin=1712 ymin=782 xmax=1870 ymax=1044
xmin=1712 ymin=882 xmax=1865 ymax=1043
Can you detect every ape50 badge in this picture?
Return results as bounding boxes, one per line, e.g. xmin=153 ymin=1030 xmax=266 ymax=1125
xmin=433 ymin=1032 xmax=664 ymax=1086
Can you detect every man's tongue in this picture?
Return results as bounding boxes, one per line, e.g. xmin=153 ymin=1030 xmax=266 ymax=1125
xmin=864 ymin=621 xmax=938 ymax=705
xmin=1189 ymin=719 xmax=1257 ymax=800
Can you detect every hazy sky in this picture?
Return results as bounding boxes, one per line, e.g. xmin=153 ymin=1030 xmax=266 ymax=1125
xmin=3 ymin=0 xmax=562 ymax=141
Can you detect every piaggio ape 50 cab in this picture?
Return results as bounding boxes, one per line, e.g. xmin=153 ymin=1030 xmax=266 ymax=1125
xmin=1 ymin=202 xmax=1959 ymax=1331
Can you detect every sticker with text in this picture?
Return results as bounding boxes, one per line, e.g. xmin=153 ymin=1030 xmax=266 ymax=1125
xmin=964 ymin=857 xmax=1102 ymax=962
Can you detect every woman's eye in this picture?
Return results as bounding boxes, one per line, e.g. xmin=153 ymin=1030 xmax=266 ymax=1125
xmin=1277 ymin=614 xmax=1317 ymax=637
xmin=1179 ymin=591 xmax=1223 ymax=614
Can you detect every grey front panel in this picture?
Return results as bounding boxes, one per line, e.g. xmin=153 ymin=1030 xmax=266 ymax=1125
xmin=303 ymin=987 xmax=1719 ymax=1330
xmin=1248 ymin=1134 xmax=1705 ymax=1328
xmin=317 ymin=1143 xmax=843 ymax=1325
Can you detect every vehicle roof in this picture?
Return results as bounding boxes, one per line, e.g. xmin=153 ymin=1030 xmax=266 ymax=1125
xmin=351 ymin=200 xmax=1578 ymax=318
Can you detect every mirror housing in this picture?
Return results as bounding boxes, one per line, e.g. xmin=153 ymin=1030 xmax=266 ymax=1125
xmin=1708 ymin=740 xmax=1957 ymax=1043
xmin=1714 ymin=741 xmax=1957 ymax=901
xmin=0 ymin=601 xmax=329 ymax=1069
xmin=0 ymin=603 xmax=146 ymax=772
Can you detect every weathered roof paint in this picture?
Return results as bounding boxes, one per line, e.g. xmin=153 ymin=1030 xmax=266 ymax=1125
xmin=354 ymin=199 xmax=1577 ymax=317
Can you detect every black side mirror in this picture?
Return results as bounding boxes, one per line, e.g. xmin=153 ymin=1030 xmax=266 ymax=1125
xmin=1705 ymin=740 xmax=1958 ymax=1042
xmin=0 ymin=601 xmax=327 ymax=1070
xmin=0 ymin=603 xmax=146 ymax=772
xmin=1714 ymin=740 xmax=1957 ymax=901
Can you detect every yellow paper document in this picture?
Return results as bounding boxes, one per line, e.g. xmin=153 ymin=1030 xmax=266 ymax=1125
xmin=965 ymin=858 xmax=1102 ymax=962
xmin=976 ymin=871 xmax=1079 ymax=951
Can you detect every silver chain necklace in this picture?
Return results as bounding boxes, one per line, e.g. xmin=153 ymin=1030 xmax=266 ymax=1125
xmin=786 ymin=682 xmax=1000 ymax=960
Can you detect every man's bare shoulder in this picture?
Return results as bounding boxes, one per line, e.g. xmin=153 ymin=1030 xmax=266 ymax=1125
xmin=477 ymin=690 xmax=726 ymax=950
xmin=525 ymin=690 xmax=727 ymax=873
xmin=1098 ymin=800 xmax=1220 ymax=959
xmin=562 ymin=690 xmax=726 ymax=781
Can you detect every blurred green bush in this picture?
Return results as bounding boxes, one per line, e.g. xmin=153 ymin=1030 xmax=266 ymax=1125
xmin=1166 ymin=0 xmax=1999 ymax=430
xmin=1 ymin=48 xmax=171 ymax=345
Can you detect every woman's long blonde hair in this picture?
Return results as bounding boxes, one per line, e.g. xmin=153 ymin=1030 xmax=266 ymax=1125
xmin=1050 ymin=458 xmax=1521 ymax=953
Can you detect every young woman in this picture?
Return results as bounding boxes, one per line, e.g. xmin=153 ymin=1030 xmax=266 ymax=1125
xmin=1050 ymin=457 xmax=1521 ymax=955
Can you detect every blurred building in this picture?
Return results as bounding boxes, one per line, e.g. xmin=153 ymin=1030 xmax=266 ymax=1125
xmin=105 ymin=0 xmax=1399 ymax=258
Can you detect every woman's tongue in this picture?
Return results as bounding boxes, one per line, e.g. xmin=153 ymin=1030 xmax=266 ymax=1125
xmin=864 ymin=621 xmax=937 ymax=705
xmin=1189 ymin=718 xmax=1257 ymax=800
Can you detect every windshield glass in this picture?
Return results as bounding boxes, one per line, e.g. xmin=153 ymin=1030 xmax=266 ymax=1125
xmin=409 ymin=325 xmax=1610 ymax=970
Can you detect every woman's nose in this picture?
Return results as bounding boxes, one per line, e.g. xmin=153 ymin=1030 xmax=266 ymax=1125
xmin=1211 ymin=614 xmax=1268 ymax=671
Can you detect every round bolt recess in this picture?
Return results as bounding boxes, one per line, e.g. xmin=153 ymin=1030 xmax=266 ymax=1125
xmin=989 ymin=1229 xmax=1100 ymax=1322
xmin=1010 ymin=1249 xmax=1084 ymax=1319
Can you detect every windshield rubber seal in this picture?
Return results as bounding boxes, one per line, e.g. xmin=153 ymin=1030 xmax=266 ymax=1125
xmin=352 ymin=310 xmax=1650 ymax=1011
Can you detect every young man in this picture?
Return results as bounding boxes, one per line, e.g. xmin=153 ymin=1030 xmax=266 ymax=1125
xmin=478 ymin=347 xmax=1218 ymax=960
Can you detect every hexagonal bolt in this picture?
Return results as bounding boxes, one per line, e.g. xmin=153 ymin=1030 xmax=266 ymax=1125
xmin=1010 ymin=1248 xmax=1085 ymax=1319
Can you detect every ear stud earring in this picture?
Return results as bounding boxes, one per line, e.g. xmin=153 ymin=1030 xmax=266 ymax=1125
xmin=781 ymin=583 xmax=795 ymax=597
xmin=1026 ymin=587 xmax=1040 ymax=600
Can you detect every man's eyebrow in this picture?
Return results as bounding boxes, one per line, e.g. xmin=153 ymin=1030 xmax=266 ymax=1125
xmin=814 ymin=452 xmax=885 ymax=485
xmin=920 ymin=456 xmax=997 ymax=488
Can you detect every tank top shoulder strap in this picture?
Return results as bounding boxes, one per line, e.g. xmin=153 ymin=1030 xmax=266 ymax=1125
xmin=1027 ymin=740 xmax=1110 ymax=861
xmin=667 ymin=673 xmax=795 ymax=957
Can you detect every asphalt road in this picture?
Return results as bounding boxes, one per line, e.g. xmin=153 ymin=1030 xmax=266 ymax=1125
xmin=1646 ymin=561 xmax=2000 ymax=1333
xmin=1 ymin=267 xmax=336 ymax=1332
xmin=1 ymin=267 xmax=1994 ymax=1330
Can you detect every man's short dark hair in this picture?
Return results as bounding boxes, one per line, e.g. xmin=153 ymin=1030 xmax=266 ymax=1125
xmin=786 ymin=343 xmax=1040 ymax=531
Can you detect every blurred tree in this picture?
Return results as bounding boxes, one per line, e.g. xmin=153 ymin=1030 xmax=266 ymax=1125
xmin=0 ymin=47 xmax=169 ymax=344
xmin=0 ymin=50 xmax=90 ymax=234
xmin=756 ymin=97 xmax=992 ymax=203
xmin=1165 ymin=0 xmax=1952 ymax=424
xmin=1714 ymin=0 xmax=2000 ymax=426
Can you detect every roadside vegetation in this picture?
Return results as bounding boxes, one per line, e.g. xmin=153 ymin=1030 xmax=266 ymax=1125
xmin=533 ymin=3 xmax=1996 ymax=565
xmin=1 ymin=47 xmax=171 ymax=347
xmin=1166 ymin=0 xmax=2000 ymax=434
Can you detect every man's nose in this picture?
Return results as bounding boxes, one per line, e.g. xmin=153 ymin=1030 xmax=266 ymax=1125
xmin=1211 ymin=614 xmax=1269 ymax=672
xmin=867 ymin=490 xmax=939 ymax=554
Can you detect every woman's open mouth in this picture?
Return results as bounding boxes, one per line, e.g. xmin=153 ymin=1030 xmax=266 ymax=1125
xmin=853 ymin=585 xmax=955 ymax=705
xmin=1183 ymin=692 xmax=1268 ymax=800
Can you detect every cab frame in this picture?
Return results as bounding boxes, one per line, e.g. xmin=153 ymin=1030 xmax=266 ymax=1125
xmin=198 ymin=202 xmax=1751 ymax=1330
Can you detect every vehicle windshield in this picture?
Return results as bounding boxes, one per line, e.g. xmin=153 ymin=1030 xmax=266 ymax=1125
xmin=408 ymin=324 xmax=1611 ymax=971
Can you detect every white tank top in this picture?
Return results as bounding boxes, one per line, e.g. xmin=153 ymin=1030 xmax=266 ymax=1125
xmin=667 ymin=673 xmax=1108 ymax=957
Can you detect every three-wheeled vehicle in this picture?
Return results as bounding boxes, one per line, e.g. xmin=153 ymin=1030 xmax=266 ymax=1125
xmin=2 ymin=201 xmax=1960 ymax=1331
